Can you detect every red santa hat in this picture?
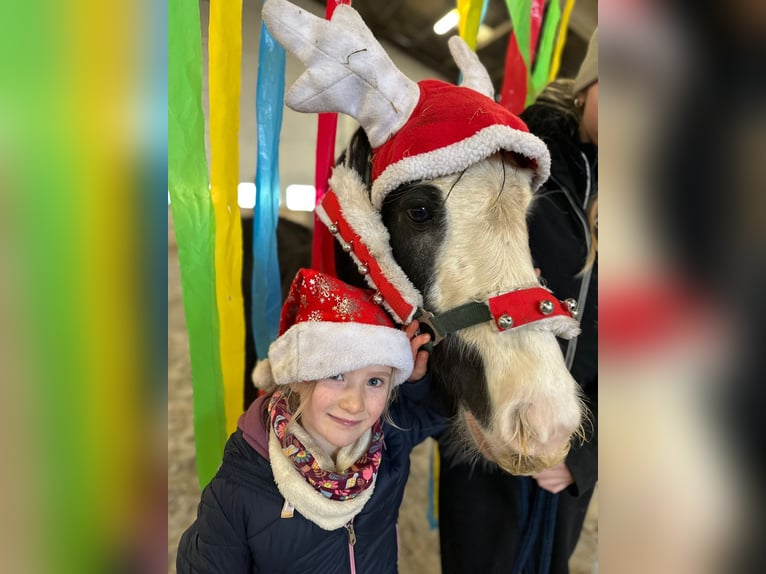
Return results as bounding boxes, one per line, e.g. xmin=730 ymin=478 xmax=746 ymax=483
xmin=262 ymin=0 xmax=550 ymax=324
xmin=370 ymin=79 xmax=550 ymax=209
xmin=252 ymin=268 xmax=414 ymax=391
xmin=262 ymin=0 xmax=550 ymax=212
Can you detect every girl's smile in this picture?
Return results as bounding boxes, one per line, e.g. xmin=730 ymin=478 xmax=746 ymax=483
xmin=299 ymin=365 xmax=393 ymax=462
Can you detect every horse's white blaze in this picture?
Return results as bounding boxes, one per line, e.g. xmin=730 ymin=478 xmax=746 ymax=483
xmin=431 ymin=154 xmax=583 ymax=471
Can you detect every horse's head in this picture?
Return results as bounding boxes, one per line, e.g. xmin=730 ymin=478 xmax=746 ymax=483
xmin=263 ymin=0 xmax=585 ymax=474
xmin=333 ymin=128 xmax=584 ymax=475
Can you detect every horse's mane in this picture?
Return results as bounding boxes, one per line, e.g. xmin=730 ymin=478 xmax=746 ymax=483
xmin=336 ymin=127 xmax=373 ymax=188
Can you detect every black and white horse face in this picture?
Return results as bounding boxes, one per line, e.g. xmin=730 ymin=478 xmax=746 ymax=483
xmin=336 ymin=128 xmax=583 ymax=475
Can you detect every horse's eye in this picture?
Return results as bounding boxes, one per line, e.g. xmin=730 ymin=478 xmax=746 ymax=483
xmin=406 ymin=206 xmax=431 ymax=224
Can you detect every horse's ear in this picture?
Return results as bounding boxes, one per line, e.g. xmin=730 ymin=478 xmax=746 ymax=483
xmin=339 ymin=127 xmax=373 ymax=187
xmin=448 ymin=36 xmax=495 ymax=99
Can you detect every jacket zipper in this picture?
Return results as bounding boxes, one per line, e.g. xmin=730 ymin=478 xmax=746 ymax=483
xmin=345 ymin=519 xmax=357 ymax=574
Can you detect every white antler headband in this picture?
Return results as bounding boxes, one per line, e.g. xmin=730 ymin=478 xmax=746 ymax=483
xmin=262 ymin=0 xmax=552 ymax=325
xmin=262 ymin=0 xmax=421 ymax=148
xmin=448 ymin=35 xmax=495 ymax=98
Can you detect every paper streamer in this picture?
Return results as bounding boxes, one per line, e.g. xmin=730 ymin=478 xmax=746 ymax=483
xmin=500 ymin=0 xmax=532 ymax=113
xmin=500 ymin=31 xmax=527 ymax=113
xmin=548 ymin=0 xmax=575 ymax=81
xmin=427 ymin=440 xmax=441 ymax=529
xmin=529 ymin=0 xmax=562 ymax=105
xmin=209 ymin=0 xmax=246 ymax=435
xmin=252 ymin=8 xmax=285 ymax=360
xmin=530 ymin=0 xmax=545 ymax=64
xmin=168 ymin=0 xmax=226 ymax=487
xmin=505 ymin=0 xmax=533 ymax=67
xmin=311 ymin=0 xmax=349 ymax=275
xmin=457 ymin=0 xmax=485 ymax=50
xmin=312 ymin=113 xmax=339 ymax=275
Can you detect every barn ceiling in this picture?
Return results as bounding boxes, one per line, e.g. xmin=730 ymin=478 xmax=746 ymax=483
xmin=309 ymin=0 xmax=598 ymax=93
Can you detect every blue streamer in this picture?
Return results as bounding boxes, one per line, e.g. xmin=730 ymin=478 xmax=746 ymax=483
xmin=426 ymin=441 xmax=438 ymax=529
xmin=252 ymin=14 xmax=285 ymax=360
xmin=480 ymin=0 xmax=490 ymax=24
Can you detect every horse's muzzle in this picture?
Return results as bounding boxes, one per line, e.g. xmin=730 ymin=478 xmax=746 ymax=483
xmin=463 ymin=410 xmax=573 ymax=476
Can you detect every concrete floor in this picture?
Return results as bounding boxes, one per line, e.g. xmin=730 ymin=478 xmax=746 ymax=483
xmin=167 ymin=217 xmax=597 ymax=573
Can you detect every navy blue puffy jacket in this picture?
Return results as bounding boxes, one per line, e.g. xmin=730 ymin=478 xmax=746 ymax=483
xmin=177 ymin=377 xmax=445 ymax=573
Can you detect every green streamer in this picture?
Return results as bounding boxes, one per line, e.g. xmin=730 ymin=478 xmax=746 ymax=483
xmin=168 ymin=0 xmax=226 ymax=488
xmin=504 ymin=0 xmax=533 ymax=69
xmin=528 ymin=0 xmax=561 ymax=105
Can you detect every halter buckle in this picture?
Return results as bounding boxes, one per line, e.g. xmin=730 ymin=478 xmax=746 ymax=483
xmin=414 ymin=308 xmax=445 ymax=347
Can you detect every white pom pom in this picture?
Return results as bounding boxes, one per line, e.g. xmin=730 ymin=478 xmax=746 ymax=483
xmin=252 ymin=359 xmax=276 ymax=392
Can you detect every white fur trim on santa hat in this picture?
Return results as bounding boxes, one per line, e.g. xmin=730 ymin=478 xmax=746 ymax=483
xmin=317 ymin=165 xmax=423 ymax=324
xmin=371 ymin=124 xmax=551 ymax=209
xmin=268 ymin=320 xmax=413 ymax=387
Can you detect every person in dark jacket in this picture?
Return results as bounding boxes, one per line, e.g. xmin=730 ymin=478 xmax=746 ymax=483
xmin=437 ymin=30 xmax=598 ymax=574
xmin=177 ymin=268 xmax=443 ymax=573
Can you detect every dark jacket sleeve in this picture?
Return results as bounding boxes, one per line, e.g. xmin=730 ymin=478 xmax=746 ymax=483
xmin=388 ymin=372 xmax=449 ymax=445
xmin=176 ymin=476 xmax=253 ymax=573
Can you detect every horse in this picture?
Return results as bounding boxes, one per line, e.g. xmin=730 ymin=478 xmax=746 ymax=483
xmin=263 ymin=0 xmax=586 ymax=475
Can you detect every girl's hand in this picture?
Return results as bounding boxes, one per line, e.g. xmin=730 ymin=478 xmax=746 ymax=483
xmin=532 ymin=462 xmax=574 ymax=494
xmin=403 ymin=320 xmax=431 ymax=382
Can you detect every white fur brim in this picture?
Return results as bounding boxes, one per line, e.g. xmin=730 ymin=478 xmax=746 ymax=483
xmin=317 ymin=165 xmax=423 ymax=324
xmin=268 ymin=321 xmax=413 ymax=386
xmin=371 ymin=123 xmax=551 ymax=208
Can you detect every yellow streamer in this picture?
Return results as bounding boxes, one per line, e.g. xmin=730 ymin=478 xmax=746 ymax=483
xmin=548 ymin=0 xmax=576 ymax=81
xmin=457 ymin=0 xmax=483 ymax=50
xmin=209 ymin=0 xmax=246 ymax=434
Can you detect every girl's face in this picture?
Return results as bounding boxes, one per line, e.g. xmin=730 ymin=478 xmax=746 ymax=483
xmin=299 ymin=365 xmax=393 ymax=459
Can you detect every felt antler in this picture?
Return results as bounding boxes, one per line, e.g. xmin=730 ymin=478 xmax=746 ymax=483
xmin=262 ymin=0 xmax=421 ymax=147
xmin=448 ymin=35 xmax=495 ymax=98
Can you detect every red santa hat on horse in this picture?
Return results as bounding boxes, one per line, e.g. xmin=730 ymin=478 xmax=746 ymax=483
xmin=262 ymin=0 xmax=576 ymax=338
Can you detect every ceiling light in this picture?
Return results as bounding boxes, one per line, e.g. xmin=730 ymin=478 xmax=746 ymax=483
xmin=433 ymin=9 xmax=459 ymax=36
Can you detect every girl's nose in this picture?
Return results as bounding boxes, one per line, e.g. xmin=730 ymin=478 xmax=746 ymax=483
xmin=338 ymin=385 xmax=365 ymax=414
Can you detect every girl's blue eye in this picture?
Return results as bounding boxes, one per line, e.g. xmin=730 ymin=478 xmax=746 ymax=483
xmin=367 ymin=377 xmax=384 ymax=388
xmin=329 ymin=374 xmax=344 ymax=381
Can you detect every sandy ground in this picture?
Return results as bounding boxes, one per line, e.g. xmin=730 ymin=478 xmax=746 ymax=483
xmin=167 ymin=216 xmax=597 ymax=573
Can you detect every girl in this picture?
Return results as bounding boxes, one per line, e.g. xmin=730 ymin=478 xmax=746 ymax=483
xmin=177 ymin=268 xmax=441 ymax=573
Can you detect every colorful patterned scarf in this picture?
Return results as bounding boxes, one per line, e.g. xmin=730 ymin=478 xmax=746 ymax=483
xmin=268 ymin=390 xmax=383 ymax=501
